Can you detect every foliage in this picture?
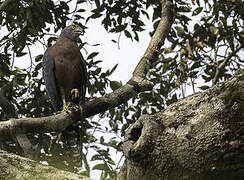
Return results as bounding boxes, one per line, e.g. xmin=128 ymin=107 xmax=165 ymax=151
xmin=0 ymin=0 xmax=243 ymax=179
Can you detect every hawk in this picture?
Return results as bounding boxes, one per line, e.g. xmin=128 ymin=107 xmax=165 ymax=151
xmin=42 ymin=24 xmax=87 ymax=111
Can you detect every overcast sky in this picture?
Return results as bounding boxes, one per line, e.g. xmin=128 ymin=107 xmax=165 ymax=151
xmin=79 ymin=10 xmax=153 ymax=179
xmin=1 ymin=3 xmax=153 ymax=178
xmin=1 ymin=1 xmax=205 ymax=179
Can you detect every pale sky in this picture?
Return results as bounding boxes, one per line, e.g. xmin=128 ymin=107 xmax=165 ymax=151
xmin=2 ymin=3 xmax=153 ymax=179
xmin=1 ymin=1 xmax=212 ymax=179
xmin=79 ymin=13 xmax=153 ymax=179
xmin=1 ymin=2 xmax=189 ymax=178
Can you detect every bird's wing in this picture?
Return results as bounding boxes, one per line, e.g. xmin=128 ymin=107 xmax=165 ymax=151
xmin=79 ymin=54 xmax=87 ymax=102
xmin=42 ymin=50 xmax=62 ymax=111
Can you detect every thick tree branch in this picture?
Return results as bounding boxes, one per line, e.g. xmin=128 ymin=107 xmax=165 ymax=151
xmin=0 ymin=150 xmax=92 ymax=180
xmin=118 ymin=70 xmax=244 ymax=180
xmin=0 ymin=110 xmax=75 ymax=140
xmin=133 ymin=0 xmax=175 ymax=77
xmin=0 ymin=0 xmax=175 ymax=140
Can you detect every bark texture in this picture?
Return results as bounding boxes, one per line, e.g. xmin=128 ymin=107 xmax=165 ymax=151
xmin=118 ymin=70 xmax=244 ymax=180
xmin=0 ymin=150 xmax=92 ymax=180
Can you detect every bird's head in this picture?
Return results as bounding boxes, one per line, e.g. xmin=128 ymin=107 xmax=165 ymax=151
xmin=59 ymin=24 xmax=83 ymax=42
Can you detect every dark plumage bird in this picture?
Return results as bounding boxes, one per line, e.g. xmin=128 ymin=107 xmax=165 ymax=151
xmin=42 ymin=24 xmax=87 ymax=111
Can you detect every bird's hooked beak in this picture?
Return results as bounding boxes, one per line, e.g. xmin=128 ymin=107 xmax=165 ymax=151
xmin=74 ymin=27 xmax=83 ymax=35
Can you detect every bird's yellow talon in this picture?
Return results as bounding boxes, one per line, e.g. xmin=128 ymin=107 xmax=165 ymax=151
xmin=43 ymin=25 xmax=87 ymax=112
xmin=57 ymin=104 xmax=70 ymax=113
xmin=71 ymin=89 xmax=79 ymax=100
xmin=62 ymin=104 xmax=70 ymax=111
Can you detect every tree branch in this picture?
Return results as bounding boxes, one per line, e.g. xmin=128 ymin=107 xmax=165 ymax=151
xmin=0 ymin=111 xmax=74 ymax=140
xmin=118 ymin=69 xmax=244 ymax=180
xmin=133 ymin=0 xmax=175 ymax=77
xmin=0 ymin=150 xmax=92 ymax=180
xmin=212 ymin=44 xmax=242 ymax=85
xmin=0 ymin=0 xmax=175 ymax=140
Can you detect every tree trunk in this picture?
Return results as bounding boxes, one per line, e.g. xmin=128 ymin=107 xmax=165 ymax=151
xmin=118 ymin=70 xmax=244 ymax=180
xmin=0 ymin=150 xmax=92 ymax=180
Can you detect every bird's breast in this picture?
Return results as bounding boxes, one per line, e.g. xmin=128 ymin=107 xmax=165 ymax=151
xmin=48 ymin=37 xmax=82 ymax=62
xmin=47 ymin=37 xmax=83 ymax=94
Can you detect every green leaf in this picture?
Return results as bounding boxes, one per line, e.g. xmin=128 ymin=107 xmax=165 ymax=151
xmin=199 ymin=85 xmax=209 ymax=90
xmin=100 ymin=136 xmax=104 ymax=143
xmin=192 ymin=7 xmax=203 ymax=16
xmin=107 ymin=158 xmax=115 ymax=165
xmin=110 ymin=80 xmax=122 ymax=91
xmin=178 ymin=6 xmax=191 ymax=13
xmin=169 ymin=71 xmax=175 ymax=81
xmin=35 ymin=55 xmax=43 ymax=62
xmin=87 ymin=52 xmax=99 ymax=59
xmin=141 ymin=10 xmax=149 ymax=19
xmin=124 ymin=30 xmax=132 ymax=39
xmin=16 ymin=51 xmax=27 ymax=57
xmin=175 ymin=26 xmax=185 ymax=36
xmin=92 ymin=164 xmax=108 ymax=171
xmin=91 ymin=13 xmax=102 ymax=19
xmin=93 ymin=60 xmax=103 ymax=65
xmin=34 ymin=62 xmax=42 ymax=71
xmin=109 ymin=64 xmax=118 ymax=75
xmin=114 ymin=24 xmax=127 ymax=32
xmin=134 ymin=31 xmax=139 ymax=42
xmin=77 ymin=8 xmax=86 ymax=13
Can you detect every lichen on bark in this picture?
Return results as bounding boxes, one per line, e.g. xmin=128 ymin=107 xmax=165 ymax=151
xmin=0 ymin=150 xmax=92 ymax=180
xmin=118 ymin=71 xmax=244 ymax=180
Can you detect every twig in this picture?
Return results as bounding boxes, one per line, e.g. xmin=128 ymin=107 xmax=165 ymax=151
xmin=117 ymin=32 xmax=122 ymax=49
xmin=212 ymin=44 xmax=242 ymax=85
xmin=191 ymin=76 xmax=196 ymax=94
xmin=27 ymin=45 xmax=33 ymax=73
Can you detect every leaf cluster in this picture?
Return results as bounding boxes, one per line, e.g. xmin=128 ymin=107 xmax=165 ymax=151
xmin=0 ymin=0 xmax=243 ymax=179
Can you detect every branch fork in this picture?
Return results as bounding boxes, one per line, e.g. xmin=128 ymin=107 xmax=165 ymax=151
xmin=0 ymin=0 xmax=175 ymax=141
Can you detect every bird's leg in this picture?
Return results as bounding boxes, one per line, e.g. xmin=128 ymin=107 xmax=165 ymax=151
xmin=71 ymin=88 xmax=79 ymax=100
xmin=60 ymin=88 xmax=70 ymax=112
xmin=62 ymin=98 xmax=70 ymax=112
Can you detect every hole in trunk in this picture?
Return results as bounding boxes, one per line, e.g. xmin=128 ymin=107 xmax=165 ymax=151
xmin=128 ymin=125 xmax=143 ymax=142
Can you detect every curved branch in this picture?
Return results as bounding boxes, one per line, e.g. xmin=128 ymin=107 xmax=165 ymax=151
xmin=0 ymin=0 xmax=175 ymax=139
xmin=81 ymin=0 xmax=175 ymax=118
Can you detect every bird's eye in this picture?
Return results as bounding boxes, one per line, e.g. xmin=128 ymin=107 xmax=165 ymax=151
xmin=72 ymin=25 xmax=76 ymax=30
